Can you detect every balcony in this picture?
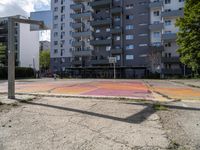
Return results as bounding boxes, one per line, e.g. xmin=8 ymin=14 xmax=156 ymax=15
xmin=149 ymin=23 xmax=163 ymax=30
xmin=70 ymin=3 xmax=84 ymax=11
xmin=162 ymin=57 xmax=180 ymax=63
xmin=162 ymin=68 xmax=182 ymax=75
xmin=162 ymin=33 xmax=177 ymax=41
xmin=149 ymin=1 xmax=163 ymax=8
xmin=111 ymin=48 xmax=122 ymax=54
xmin=161 ymin=9 xmax=184 ymax=18
xmin=70 ymin=22 xmax=84 ymax=29
xmin=71 ymin=41 xmax=84 ymax=47
xmin=72 ymin=60 xmax=82 ymax=65
xmin=90 ymin=39 xmax=112 ymax=46
xmin=71 ymin=31 xmax=92 ymax=38
xmin=90 ymin=59 xmax=109 ymax=65
xmin=70 ymin=12 xmax=92 ymax=20
xmin=90 ymin=0 xmax=112 ymax=8
xmin=91 ymin=18 xmax=111 ymax=27
xmin=149 ymin=44 xmax=164 ymax=52
xmin=111 ymin=7 xmax=123 ymax=14
xmin=72 ymin=49 xmax=92 ymax=56
xmin=111 ymin=28 xmax=122 ymax=34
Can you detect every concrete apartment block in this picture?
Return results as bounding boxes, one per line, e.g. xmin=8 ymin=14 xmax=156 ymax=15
xmin=50 ymin=0 xmax=186 ymax=78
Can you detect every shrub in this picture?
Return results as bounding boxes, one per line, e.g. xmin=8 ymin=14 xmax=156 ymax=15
xmin=0 ymin=67 xmax=34 ymax=79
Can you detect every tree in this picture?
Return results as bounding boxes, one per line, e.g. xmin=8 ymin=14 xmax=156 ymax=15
xmin=148 ymin=47 xmax=162 ymax=74
xmin=0 ymin=43 xmax=6 ymax=67
xmin=176 ymin=0 xmax=200 ymax=74
xmin=39 ymin=50 xmax=50 ymax=71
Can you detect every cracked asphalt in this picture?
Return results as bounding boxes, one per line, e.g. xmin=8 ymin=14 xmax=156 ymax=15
xmin=0 ymin=97 xmax=170 ymax=150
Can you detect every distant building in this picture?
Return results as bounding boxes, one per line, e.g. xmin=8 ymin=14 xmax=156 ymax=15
xmin=0 ymin=15 xmax=40 ymax=70
xmin=40 ymin=40 xmax=50 ymax=51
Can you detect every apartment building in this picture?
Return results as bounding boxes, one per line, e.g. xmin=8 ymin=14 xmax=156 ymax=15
xmin=51 ymin=0 xmax=186 ymax=78
xmin=149 ymin=0 xmax=185 ymax=77
xmin=0 ymin=15 xmax=40 ymax=70
xmin=51 ymin=0 xmax=73 ymax=73
xmin=40 ymin=40 xmax=51 ymax=52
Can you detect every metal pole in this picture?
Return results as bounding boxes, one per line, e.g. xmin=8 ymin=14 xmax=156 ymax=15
xmin=114 ymin=62 xmax=116 ymax=79
xmin=8 ymin=18 xmax=15 ymax=99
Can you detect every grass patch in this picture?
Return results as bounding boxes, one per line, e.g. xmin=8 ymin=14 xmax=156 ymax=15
xmin=153 ymin=103 xmax=168 ymax=111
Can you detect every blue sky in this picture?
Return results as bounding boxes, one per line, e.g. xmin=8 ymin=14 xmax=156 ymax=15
xmin=0 ymin=0 xmax=51 ymax=41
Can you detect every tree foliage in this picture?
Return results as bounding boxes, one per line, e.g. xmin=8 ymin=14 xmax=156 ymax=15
xmin=176 ymin=0 xmax=200 ymax=73
xmin=39 ymin=50 xmax=50 ymax=70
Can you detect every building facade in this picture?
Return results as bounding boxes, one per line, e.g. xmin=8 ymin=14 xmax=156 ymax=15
xmin=51 ymin=0 xmax=186 ymax=78
xmin=149 ymin=0 xmax=185 ymax=77
xmin=0 ymin=15 xmax=40 ymax=70
xmin=40 ymin=40 xmax=51 ymax=51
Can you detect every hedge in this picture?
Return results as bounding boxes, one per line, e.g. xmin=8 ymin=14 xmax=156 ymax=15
xmin=0 ymin=67 xmax=34 ymax=79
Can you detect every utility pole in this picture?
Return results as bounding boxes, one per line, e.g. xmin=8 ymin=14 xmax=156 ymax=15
xmin=7 ymin=17 xmax=46 ymax=99
xmin=8 ymin=18 xmax=15 ymax=99
xmin=113 ymin=62 xmax=116 ymax=79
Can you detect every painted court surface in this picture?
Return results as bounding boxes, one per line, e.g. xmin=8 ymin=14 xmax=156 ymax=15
xmin=0 ymin=79 xmax=200 ymax=100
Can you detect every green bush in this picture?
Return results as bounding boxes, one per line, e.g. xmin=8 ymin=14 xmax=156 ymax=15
xmin=0 ymin=67 xmax=34 ymax=79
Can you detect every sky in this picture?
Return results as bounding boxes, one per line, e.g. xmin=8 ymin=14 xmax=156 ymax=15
xmin=0 ymin=0 xmax=51 ymax=41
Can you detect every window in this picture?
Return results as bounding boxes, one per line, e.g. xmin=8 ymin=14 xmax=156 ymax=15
xmin=96 ymin=29 xmax=100 ymax=33
xmin=106 ymin=28 xmax=110 ymax=32
xmin=54 ymin=32 xmax=58 ymax=37
xmin=126 ymin=25 xmax=134 ymax=30
xmin=139 ymin=44 xmax=148 ymax=47
xmin=115 ymin=36 xmax=121 ymax=41
xmin=165 ymin=43 xmax=171 ymax=47
xmin=126 ymin=55 xmax=134 ymax=60
xmin=165 ymin=20 xmax=171 ymax=26
xmin=54 ymin=7 xmax=58 ymax=12
xmin=153 ymin=11 xmax=160 ymax=16
xmin=115 ymin=55 xmax=120 ymax=61
xmin=126 ymin=35 xmax=134 ymax=40
xmin=126 ymin=45 xmax=134 ymax=50
xmin=54 ymin=49 xmax=58 ymax=53
xmin=106 ymin=46 xmax=111 ymax=51
xmin=126 ymin=15 xmax=134 ymax=20
xmin=125 ymin=4 xmax=134 ymax=10
xmin=179 ymin=0 xmax=184 ymax=2
xmin=54 ymin=41 xmax=58 ymax=46
xmin=53 ymin=24 xmax=58 ymax=29
xmin=165 ymin=0 xmax=171 ymax=4
xmin=54 ymin=16 xmax=58 ymax=20
xmin=114 ymin=16 xmax=120 ymax=22
xmin=54 ymin=0 xmax=58 ymax=3
xmin=153 ymin=32 xmax=160 ymax=38
xmin=139 ymin=33 xmax=148 ymax=36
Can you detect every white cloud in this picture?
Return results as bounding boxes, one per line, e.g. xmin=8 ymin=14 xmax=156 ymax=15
xmin=0 ymin=0 xmax=51 ymax=41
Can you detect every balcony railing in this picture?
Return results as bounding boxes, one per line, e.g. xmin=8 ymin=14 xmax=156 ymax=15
xmin=149 ymin=23 xmax=163 ymax=30
xmin=90 ymin=59 xmax=109 ymax=65
xmin=72 ymin=49 xmax=92 ymax=56
xmin=162 ymin=33 xmax=177 ymax=41
xmin=161 ymin=9 xmax=184 ymax=18
xmin=90 ymin=18 xmax=111 ymax=26
xmin=90 ymin=0 xmax=112 ymax=8
xmin=70 ymin=12 xmax=92 ymax=20
xmin=71 ymin=31 xmax=92 ymax=38
xmin=111 ymin=7 xmax=123 ymax=14
xmin=149 ymin=1 xmax=163 ymax=8
xmin=90 ymin=39 xmax=112 ymax=46
xmin=162 ymin=57 xmax=180 ymax=63
xmin=70 ymin=3 xmax=84 ymax=11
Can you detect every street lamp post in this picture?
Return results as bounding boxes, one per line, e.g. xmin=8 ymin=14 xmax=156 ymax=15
xmin=7 ymin=17 xmax=46 ymax=99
